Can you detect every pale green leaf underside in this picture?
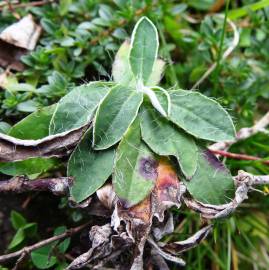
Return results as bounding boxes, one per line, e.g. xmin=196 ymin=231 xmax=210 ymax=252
xmin=184 ymin=149 xmax=235 ymax=205
xmin=151 ymin=86 xmax=170 ymax=116
xmin=140 ymin=106 xmax=197 ymax=178
xmin=112 ymin=41 xmax=164 ymax=87
xmin=50 ymin=82 xmax=111 ymax=135
xmin=169 ymin=90 xmax=236 ymax=142
xmin=129 ymin=17 xmax=159 ymax=84
xmin=113 ymin=119 xmax=156 ymax=207
xmin=68 ymin=129 xmax=115 ymax=203
xmin=93 ymin=85 xmax=143 ymax=150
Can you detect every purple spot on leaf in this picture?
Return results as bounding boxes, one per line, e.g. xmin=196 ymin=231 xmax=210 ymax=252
xmin=203 ymin=150 xmax=226 ymax=171
xmin=139 ymin=157 xmax=158 ymax=180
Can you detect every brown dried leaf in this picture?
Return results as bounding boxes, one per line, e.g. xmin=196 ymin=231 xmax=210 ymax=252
xmin=152 ymin=158 xmax=185 ymax=222
xmin=0 ymin=15 xmax=41 ymax=50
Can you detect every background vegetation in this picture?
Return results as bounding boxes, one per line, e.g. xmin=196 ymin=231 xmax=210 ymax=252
xmin=0 ymin=0 xmax=269 ymax=269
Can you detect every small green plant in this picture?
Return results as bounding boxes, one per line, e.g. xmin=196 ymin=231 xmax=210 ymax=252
xmin=3 ymin=17 xmax=236 ymax=206
xmin=8 ymin=211 xmax=37 ymax=250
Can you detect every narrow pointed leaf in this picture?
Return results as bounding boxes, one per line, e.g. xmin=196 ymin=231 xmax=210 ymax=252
xmin=50 ymin=82 xmax=111 ymax=135
xmin=93 ymin=85 xmax=143 ymax=150
xmin=169 ymin=90 xmax=235 ymax=142
xmin=68 ymin=129 xmax=115 ymax=203
xmin=184 ymin=149 xmax=235 ymax=205
xmin=129 ymin=17 xmax=159 ymax=84
xmin=113 ymin=120 xmax=157 ymax=207
xmin=141 ymin=106 xmax=197 ymax=178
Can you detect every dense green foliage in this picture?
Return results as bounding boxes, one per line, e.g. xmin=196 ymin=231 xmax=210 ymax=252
xmin=1 ymin=1 xmax=269 ymax=269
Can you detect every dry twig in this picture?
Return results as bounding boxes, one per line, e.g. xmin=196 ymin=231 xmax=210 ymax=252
xmin=0 ymin=176 xmax=72 ymax=195
xmin=210 ymin=111 xmax=269 ymax=151
xmin=0 ymin=223 xmax=89 ymax=263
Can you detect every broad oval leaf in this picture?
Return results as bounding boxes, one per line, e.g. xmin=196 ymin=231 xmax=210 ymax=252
xmin=50 ymin=82 xmax=111 ymax=135
xmin=68 ymin=129 xmax=115 ymax=203
xmin=113 ymin=119 xmax=157 ymax=207
xmin=31 ymin=245 xmax=57 ymax=269
xmin=141 ymin=106 xmax=198 ymax=178
xmin=184 ymin=149 xmax=235 ymax=205
xmin=112 ymin=41 xmax=164 ymax=87
xmin=9 ymin=105 xmax=56 ymax=139
xmin=0 ymin=105 xmax=58 ymax=177
xmin=93 ymin=85 xmax=143 ymax=150
xmin=169 ymin=90 xmax=235 ymax=142
xmin=129 ymin=17 xmax=159 ymax=84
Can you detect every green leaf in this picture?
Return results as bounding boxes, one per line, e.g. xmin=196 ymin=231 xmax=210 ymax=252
xmin=68 ymin=129 xmax=115 ymax=203
xmin=129 ymin=17 xmax=159 ymax=84
xmin=0 ymin=121 xmax=11 ymax=134
xmin=54 ymin=226 xmax=70 ymax=253
xmin=141 ymin=105 xmax=197 ymax=178
xmin=31 ymin=226 xmax=70 ymax=269
xmin=8 ymin=228 xmax=25 ymax=250
xmin=112 ymin=41 xmax=164 ymax=87
xmin=228 ymin=0 xmax=269 ymax=20
xmin=31 ymin=245 xmax=58 ymax=269
xmin=93 ymin=85 xmax=143 ymax=150
xmin=11 ymin=211 xmax=27 ymax=230
xmin=112 ymin=41 xmax=136 ymax=86
xmin=9 ymin=105 xmax=56 ymax=140
xmin=184 ymin=149 xmax=235 ymax=205
xmin=1 ymin=105 xmax=59 ymax=177
xmin=169 ymin=90 xmax=235 ymax=142
xmin=22 ymin=223 xmax=37 ymax=238
xmin=113 ymin=119 xmax=156 ymax=207
xmin=0 ymin=157 xmax=57 ymax=176
xmin=50 ymin=82 xmax=111 ymax=135
xmin=147 ymin=59 xmax=165 ymax=86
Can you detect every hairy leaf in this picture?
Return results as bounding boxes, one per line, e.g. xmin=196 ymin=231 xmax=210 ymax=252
xmin=68 ymin=129 xmax=115 ymax=203
xmin=129 ymin=17 xmax=159 ymax=84
xmin=113 ymin=120 xmax=157 ymax=207
xmin=141 ymin=106 xmax=197 ymax=178
xmin=151 ymin=87 xmax=170 ymax=116
xmin=50 ymin=82 xmax=111 ymax=135
xmin=93 ymin=85 xmax=143 ymax=150
xmin=184 ymin=149 xmax=235 ymax=205
xmin=169 ymin=90 xmax=235 ymax=142
xmin=112 ymin=41 xmax=164 ymax=86
xmin=9 ymin=105 xmax=56 ymax=139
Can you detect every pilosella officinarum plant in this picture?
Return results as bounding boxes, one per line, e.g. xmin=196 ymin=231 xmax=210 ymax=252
xmin=0 ymin=17 xmax=238 ymax=268
xmin=64 ymin=16 xmax=235 ymax=206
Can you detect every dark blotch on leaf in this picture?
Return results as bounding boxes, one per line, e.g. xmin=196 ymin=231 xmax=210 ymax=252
xmin=203 ymin=150 xmax=226 ymax=171
xmin=139 ymin=157 xmax=158 ymax=180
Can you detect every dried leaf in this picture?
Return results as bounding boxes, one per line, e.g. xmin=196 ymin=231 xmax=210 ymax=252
xmin=0 ymin=15 xmax=41 ymax=50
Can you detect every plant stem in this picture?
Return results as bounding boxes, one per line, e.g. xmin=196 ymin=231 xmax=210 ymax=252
xmin=0 ymin=223 xmax=89 ymax=263
xmin=213 ymin=0 xmax=230 ymax=94
xmin=210 ymin=149 xmax=269 ymax=165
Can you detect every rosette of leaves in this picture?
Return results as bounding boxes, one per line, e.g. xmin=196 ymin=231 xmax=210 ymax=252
xmin=2 ymin=17 xmax=236 ymax=207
